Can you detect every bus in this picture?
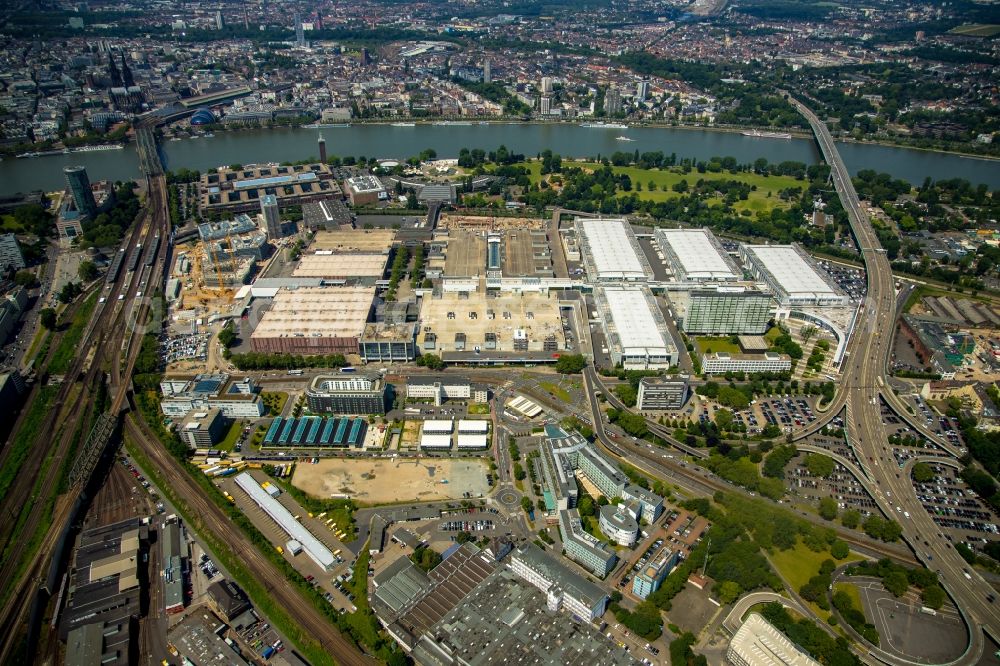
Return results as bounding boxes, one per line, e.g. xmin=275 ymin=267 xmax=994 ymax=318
xmin=339 ymin=367 xmax=356 ymax=373
xmin=288 ymin=369 xmax=304 ymax=376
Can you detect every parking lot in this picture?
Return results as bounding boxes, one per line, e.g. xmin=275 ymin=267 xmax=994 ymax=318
xmin=789 ymin=458 xmax=879 ymax=517
xmin=818 ymin=261 xmax=866 ymax=302
xmin=160 ymin=331 xmax=209 ymax=365
xmin=913 ymin=462 xmax=999 ymax=549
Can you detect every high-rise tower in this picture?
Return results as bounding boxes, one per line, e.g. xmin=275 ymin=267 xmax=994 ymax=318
xmin=64 ymin=166 xmax=98 ymax=219
xmin=318 ymin=133 xmax=327 ymax=164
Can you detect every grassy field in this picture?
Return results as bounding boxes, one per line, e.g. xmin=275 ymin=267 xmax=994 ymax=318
xmin=538 ymin=380 xmax=571 ymax=402
xmin=764 ymin=326 xmax=783 ymax=343
xmin=769 ymin=539 xmax=834 ymax=592
xmin=215 ymin=420 xmax=243 ymax=452
xmin=949 ymin=23 xmax=1000 ymax=37
xmin=834 ymin=582 xmax=864 ymax=616
xmin=262 ymin=391 xmax=288 ymax=416
xmin=695 ymin=336 xmax=742 ymax=355
xmin=517 ymin=159 xmax=804 ymax=214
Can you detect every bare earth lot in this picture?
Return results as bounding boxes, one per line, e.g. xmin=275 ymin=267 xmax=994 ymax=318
xmin=292 ymin=457 xmax=490 ymax=505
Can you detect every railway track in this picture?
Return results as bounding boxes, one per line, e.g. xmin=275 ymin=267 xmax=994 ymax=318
xmin=124 ymin=414 xmax=375 ymax=666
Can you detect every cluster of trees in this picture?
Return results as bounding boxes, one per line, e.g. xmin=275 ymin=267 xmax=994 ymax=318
xmin=762 ymin=444 xmax=798 ymax=479
xmin=228 ymin=352 xmax=348 ymax=370
xmin=715 ymin=93 xmax=803 ymax=128
xmin=414 ymin=353 xmax=445 ymax=370
xmin=861 ymin=514 xmax=903 ymax=542
xmin=798 ymin=557 xmax=841 ymax=610
xmin=611 ymin=599 xmax=662 ymax=641
xmin=554 ymin=353 xmax=586 ymax=374
xmin=770 ymin=331 xmax=803 ymax=360
xmin=457 ymin=144 xmax=525 ymax=169
xmin=669 ymin=632 xmax=707 ymax=666
xmin=384 ymin=246 xmax=409 ymax=301
xmin=848 ymin=558 xmax=945 ymax=607
xmin=410 ymin=544 xmax=443 ymax=572
xmin=607 ymin=407 xmax=648 ymax=439
xmin=79 ymin=182 xmax=141 ymax=249
xmin=57 ymin=281 xmax=82 ymax=304
xmin=706 ymin=454 xmax=786 ymax=500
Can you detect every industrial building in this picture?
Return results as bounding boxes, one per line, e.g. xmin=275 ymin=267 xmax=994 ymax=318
xmin=727 ymin=613 xmax=821 ymax=666
xmin=249 ymin=286 xmax=375 ymax=355
xmin=159 ymin=374 xmax=265 ymax=419
xmin=702 ymin=351 xmax=792 ymax=375
xmin=594 ymin=286 xmax=677 ymax=369
xmin=598 ymin=505 xmax=639 ymax=546
xmin=576 ymin=217 xmax=652 ymax=282
xmin=741 ymin=244 xmax=848 ymax=307
xmin=293 ymin=252 xmax=388 ymax=280
xmin=262 ymin=416 xmax=368 ymax=447
xmin=637 ymin=376 xmax=689 ymax=411
xmin=409 ymin=567 xmax=633 ymax=666
xmin=305 ymin=375 xmax=389 ymax=415
xmin=234 ymin=472 xmax=336 ymax=570
xmin=508 ymin=542 xmax=610 ymax=621
xmin=344 ymin=175 xmax=387 ymax=206
xmin=420 ymin=419 xmax=454 ymax=450
xmin=456 ymin=420 xmax=490 ymax=449
xmin=632 ymin=550 xmax=679 ymax=599
xmin=161 ymin=519 xmax=186 ymax=615
xmin=655 ymin=227 xmax=740 ymax=282
xmin=674 ymin=287 xmax=773 ymax=335
xmin=60 ymin=517 xmax=148 ymax=657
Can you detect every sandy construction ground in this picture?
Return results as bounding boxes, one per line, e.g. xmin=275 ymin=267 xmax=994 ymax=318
xmin=292 ymin=457 xmax=490 ymax=504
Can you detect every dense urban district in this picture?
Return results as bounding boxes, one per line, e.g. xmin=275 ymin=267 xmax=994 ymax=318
xmin=0 ymin=1 xmax=1000 ymax=666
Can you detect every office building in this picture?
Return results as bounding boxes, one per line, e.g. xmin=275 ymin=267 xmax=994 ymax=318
xmin=214 ymin=10 xmax=224 ymax=30
xmin=482 ymin=59 xmax=491 ymax=83
xmin=509 ymin=543 xmax=609 ymax=621
xmin=0 ymin=233 xmax=25 ymax=271
xmin=632 ymin=550 xmax=679 ymax=599
xmin=678 ymin=287 xmax=773 ymax=335
xmin=727 ymin=613 xmax=821 ymax=666
xmin=598 ymin=505 xmax=639 ymax=546
xmin=344 ymin=175 xmax=386 ymax=206
xmin=637 ymin=376 xmax=689 ymax=410
xmin=306 ymin=375 xmax=389 ymax=415
xmin=159 ymin=374 xmax=265 ymax=418
xmin=637 ymin=80 xmax=650 ymax=101
xmin=595 ymin=286 xmax=677 ymax=369
xmin=741 ymin=244 xmax=848 ymax=307
xmin=702 ymin=351 xmax=792 ymax=375
xmin=64 ymin=166 xmax=98 ymax=219
xmin=604 ymin=87 xmax=622 ymax=115
xmin=558 ymin=508 xmax=618 ymax=576
xmin=359 ymin=322 xmax=418 ymax=363
xmin=540 ymin=96 xmax=552 ymax=115
xmin=294 ymin=13 xmax=305 ymax=47
xmin=406 ymin=375 xmax=473 ymax=405
xmin=179 ymin=408 xmax=228 ymax=448
xmin=260 ymin=194 xmax=281 ymax=239
xmin=540 ymin=76 xmax=553 ymax=93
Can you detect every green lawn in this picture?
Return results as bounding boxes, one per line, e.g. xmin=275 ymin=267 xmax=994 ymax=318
xmin=262 ymin=391 xmax=288 ymax=417
xmin=764 ymin=326 xmax=784 ymax=343
xmin=834 ymin=582 xmax=864 ymax=616
xmin=770 ymin=540 xmax=834 ymax=592
xmin=517 ymin=159 xmax=804 ymax=215
xmin=215 ymin=420 xmax=243 ymax=452
xmin=695 ymin=336 xmax=742 ymax=355
xmin=949 ymin=23 xmax=1000 ymax=37
xmin=538 ymin=381 xmax=571 ymax=402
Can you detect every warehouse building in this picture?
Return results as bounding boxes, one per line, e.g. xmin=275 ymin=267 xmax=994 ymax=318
xmin=306 ymin=375 xmax=389 ymax=415
xmin=234 ymin=472 xmax=336 ymax=570
xmin=674 ymin=287 xmax=773 ymax=335
xmin=576 ymin=217 xmax=652 ymax=282
xmin=637 ymin=376 xmax=689 ymax=411
xmin=509 ymin=542 xmax=610 ymax=620
xmin=741 ymin=244 xmax=848 ymax=307
xmin=655 ymin=227 xmax=740 ymax=282
xmin=161 ymin=519 xmax=186 ymax=615
xmin=702 ymin=351 xmax=792 ymax=375
xmin=595 ymin=286 xmax=677 ymax=369
xmin=249 ymin=286 xmax=375 ymax=355
xmin=727 ymin=613 xmax=821 ymax=666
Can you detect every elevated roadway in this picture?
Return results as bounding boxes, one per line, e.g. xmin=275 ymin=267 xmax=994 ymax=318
xmin=786 ymin=96 xmax=998 ymax=661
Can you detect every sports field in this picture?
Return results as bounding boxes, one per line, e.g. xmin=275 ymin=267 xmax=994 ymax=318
xmin=292 ymin=457 xmax=490 ymax=504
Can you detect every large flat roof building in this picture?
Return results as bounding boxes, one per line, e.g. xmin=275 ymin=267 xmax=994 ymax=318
xmin=595 ymin=286 xmax=677 ymax=369
xmin=656 ymin=228 xmax=740 ymax=282
xmin=727 ymin=613 xmax=821 ymax=666
xmin=674 ymin=287 xmax=773 ymax=335
xmin=741 ymin=244 xmax=848 ymax=307
xmin=576 ymin=218 xmax=652 ymax=282
xmin=250 ymin=286 xmax=374 ymax=355
xmin=292 ymin=253 xmax=388 ymax=280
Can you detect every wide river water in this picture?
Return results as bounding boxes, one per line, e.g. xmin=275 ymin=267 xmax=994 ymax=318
xmin=3 ymin=123 xmax=999 ymax=196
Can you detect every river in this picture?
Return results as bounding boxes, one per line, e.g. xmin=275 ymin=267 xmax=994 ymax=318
xmin=2 ymin=123 xmax=999 ymax=197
